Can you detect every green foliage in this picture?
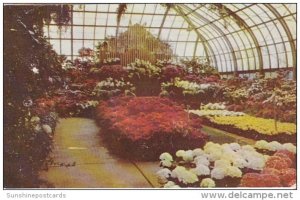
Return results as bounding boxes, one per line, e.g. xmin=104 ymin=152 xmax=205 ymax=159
xmin=4 ymin=5 xmax=71 ymax=188
xmin=95 ymin=24 xmax=173 ymax=65
xmin=92 ymin=78 xmax=135 ymax=99
xmin=127 ymin=59 xmax=161 ymax=80
xmin=181 ymin=59 xmax=219 ymax=77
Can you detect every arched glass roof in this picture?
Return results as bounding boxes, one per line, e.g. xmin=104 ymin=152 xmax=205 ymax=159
xmin=44 ymin=3 xmax=296 ymax=74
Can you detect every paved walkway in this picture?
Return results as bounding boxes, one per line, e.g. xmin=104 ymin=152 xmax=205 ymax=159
xmin=39 ymin=118 xmax=160 ymax=188
xmin=39 ymin=118 xmax=254 ymax=188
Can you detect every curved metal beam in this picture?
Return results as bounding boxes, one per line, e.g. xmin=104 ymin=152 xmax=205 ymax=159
xmin=171 ymin=5 xmax=216 ymax=66
xmin=215 ymin=4 xmax=264 ymax=74
xmin=158 ymin=6 xmax=170 ymax=38
xmin=265 ymin=4 xmax=296 ymax=80
xmin=181 ymin=5 xmax=239 ymax=75
xmin=201 ymin=4 xmax=254 ymax=72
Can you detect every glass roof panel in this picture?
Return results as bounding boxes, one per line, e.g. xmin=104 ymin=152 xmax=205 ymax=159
xmin=131 ymin=4 xmax=145 ymax=13
xmin=85 ymin=4 xmax=97 ymax=12
xmin=140 ymin=15 xmax=154 ymax=26
xmin=96 ymin=14 xmax=108 ymax=26
xmin=97 ymin=4 xmax=109 ymax=12
xmin=84 ymin=12 xmax=96 ymax=25
xmin=108 ymin=4 xmax=119 ymax=12
xmin=150 ymin=15 xmax=164 ymax=27
xmin=144 ymin=4 xmax=157 ymax=13
xmin=43 ymin=3 xmax=296 ymax=73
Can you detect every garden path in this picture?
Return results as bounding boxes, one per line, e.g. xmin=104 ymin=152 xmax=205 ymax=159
xmin=39 ymin=118 xmax=254 ymax=188
xmin=39 ymin=118 xmax=160 ymax=188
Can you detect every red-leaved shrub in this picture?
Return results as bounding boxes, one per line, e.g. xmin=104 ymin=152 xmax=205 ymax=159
xmin=161 ymin=65 xmax=185 ymax=81
xmin=274 ymin=150 xmax=295 ymax=163
xmin=96 ymin=96 xmax=208 ymax=160
xmin=98 ymin=65 xmax=128 ymax=80
xmin=265 ymin=156 xmax=292 ymax=170
xmin=240 ymin=173 xmax=282 ymax=187
xmin=280 ymin=168 xmax=296 ymax=187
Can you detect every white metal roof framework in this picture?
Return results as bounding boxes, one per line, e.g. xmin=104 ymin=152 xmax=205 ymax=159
xmin=44 ymin=3 xmax=296 ymax=76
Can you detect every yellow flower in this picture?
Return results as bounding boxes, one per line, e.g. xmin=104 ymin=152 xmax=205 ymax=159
xmin=208 ymin=115 xmax=296 ymax=136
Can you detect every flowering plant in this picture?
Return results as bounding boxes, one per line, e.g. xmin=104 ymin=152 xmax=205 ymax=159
xmin=189 ymin=109 xmax=245 ymax=117
xmin=96 ymin=96 xmax=208 ymax=160
xmin=102 ymin=57 xmax=121 ymax=65
xmin=92 ymin=78 xmax=135 ymax=99
xmin=97 ymin=65 xmax=129 ymax=80
xmin=254 ymin=140 xmax=296 ymax=154
xmin=161 ymin=78 xmax=221 ymax=106
xmin=208 ymin=115 xmax=296 ymax=136
xmin=181 ymin=59 xmax=220 ymax=77
xmin=127 ymin=59 xmax=161 ymax=80
xmin=161 ymin=64 xmax=186 ymax=81
xmin=157 ymin=142 xmax=296 ymax=188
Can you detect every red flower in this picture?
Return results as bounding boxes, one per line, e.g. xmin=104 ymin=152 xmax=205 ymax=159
xmin=260 ymin=174 xmax=282 ymax=187
xmin=280 ymin=168 xmax=296 ymax=187
xmin=274 ymin=150 xmax=295 ymax=163
xmin=96 ymin=96 xmax=207 ymax=142
xmin=99 ymin=65 xmax=128 ymax=80
xmin=161 ymin=65 xmax=185 ymax=81
xmin=240 ymin=173 xmax=281 ymax=187
xmin=261 ymin=168 xmax=281 ymax=176
xmin=265 ymin=156 xmax=292 ymax=170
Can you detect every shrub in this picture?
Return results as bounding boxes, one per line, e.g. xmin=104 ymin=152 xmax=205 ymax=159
xmin=161 ymin=64 xmax=186 ymax=81
xmin=92 ymin=78 xmax=135 ymax=99
xmin=96 ymin=96 xmax=208 ymax=160
xmin=97 ymin=65 xmax=129 ymax=80
xmin=126 ymin=59 xmax=162 ymax=96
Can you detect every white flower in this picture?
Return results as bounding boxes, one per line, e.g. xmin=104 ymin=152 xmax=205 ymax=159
xmin=208 ymin=150 xmax=223 ymax=162
xmin=190 ymin=164 xmax=210 ymax=176
xmin=160 ymin=160 xmax=173 ymax=168
xmin=192 ymin=148 xmax=205 ymax=157
xmin=211 ymin=167 xmax=226 ymax=180
xmin=225 ymin=152 xmax=240 ymax=163
xmin=226 ymin=166 xmax=242 ymax=178
xmin=167 ymin=185 xmax=181 ymax=188
xmin=182 ymin=150 xmax=194 ymax=162
xmin=229 ymin=143 xmax=241 ymax=151
xmin=200 ymin=178 xmax=216 ymax=188
xmin=163 ymin=181 xmax=175 ymax=188
xmin=171 ymin=166 xmax=184 ymax=178
xmin=156 ymin=168 xmax=171 ymax=184
xmin=31 ymin=67 xmax=39 ymax=74
xmin=194 ymin=155 xmax=210 ymax=166
xmin=267 ymin=141 xmax=284 ymax=151
xmin=204 ymin=143 xmax=222 ymax=155
xmin=222 ymin=144 xmax=235 ymax=154
xmin=30 ymin=116 xmax=40 ymax=124
xmin=34 ymin=124 xmax=42 ymax=133
xmin=241 ymin=145 xmax=256 ymax=152
xmin=204 ymin=142 xmax=222 ymax=151
xmin=176 ymin=150 xmax=193 ymax=162
xmin=171 ymin=166 xmax=198 ymax=184
xmin=159 ymin=152 xmax=173 ymax=162
xmin=176 ymin=150 xmax=185 ymax=158
xmin=254 ymin=140 xmax=269 ymax=150
xmin=214 ymin=159 xmax=231 ymax=168
xmin=283 ymin=143 xmax=296 ymax=153
xmin=232 ymin=157 xmax=248 ymax=169
xmin=245 ymin=156 xmax=265 ymax=170
xmin=164 ymin=181 xmax=180 ymax=188
xmin=159 ymin=152 xmax=173 ymax=167
xmin=42 ymin=124 xmax=52 ymax=134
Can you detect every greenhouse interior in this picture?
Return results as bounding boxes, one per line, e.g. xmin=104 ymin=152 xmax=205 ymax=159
xmin=3 ymin=3 xmax=297 ymax=188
